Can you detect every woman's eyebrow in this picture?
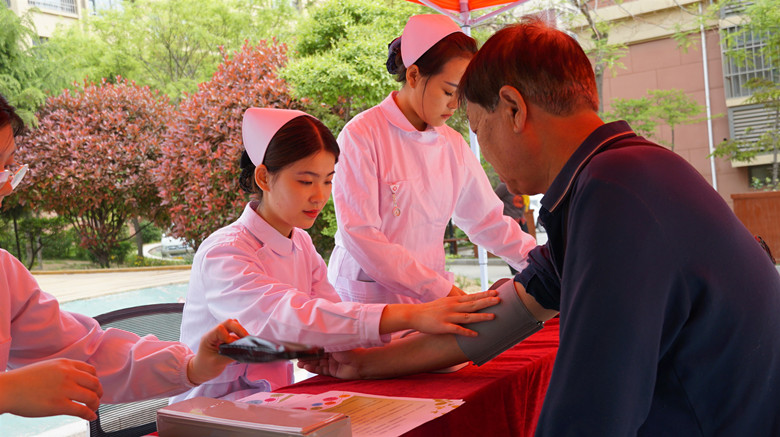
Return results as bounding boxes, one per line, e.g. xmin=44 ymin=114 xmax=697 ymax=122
xmin=297 ymin=170 xmax=336 ymax=177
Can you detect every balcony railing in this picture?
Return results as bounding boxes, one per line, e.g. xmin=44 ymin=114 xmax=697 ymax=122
xmin=28 ymin=0 xmax=77 ymax=14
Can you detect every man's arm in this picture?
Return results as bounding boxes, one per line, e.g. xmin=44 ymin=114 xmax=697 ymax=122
xmin=298 ymin=331 xmax=466 ymax=379
xmin=299 ymin=281 xmax=558 ymax=379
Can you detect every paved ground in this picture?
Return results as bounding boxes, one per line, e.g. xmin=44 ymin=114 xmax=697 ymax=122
xmin=29 ymin=257 xmax=515 ymax=304
xmin=32 ymin=267 xmax=192 ymax=303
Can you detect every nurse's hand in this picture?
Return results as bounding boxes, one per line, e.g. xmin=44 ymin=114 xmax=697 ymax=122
xmin=0 ymin=358 xmax=103 ymax=421
xmin=187 ymin=318 xmax=250 ymax=385
xmin=380 ymin=290 xmax=500 ymax=336
xmin=447 ymin=285 xmax=467 ymax=297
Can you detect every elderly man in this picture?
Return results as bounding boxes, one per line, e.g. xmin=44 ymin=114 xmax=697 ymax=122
xmin=300 ymin=18 xmax=780 ymax=436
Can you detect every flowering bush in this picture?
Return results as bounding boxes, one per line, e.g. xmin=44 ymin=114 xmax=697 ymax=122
xmin=15 ymin=78 xmax=171 ymax=267
xmin=155 ymin=40 xmax=302 ymax=248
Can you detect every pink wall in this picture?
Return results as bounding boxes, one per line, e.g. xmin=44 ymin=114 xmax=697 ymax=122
xmin=601 ymin=29 xmax=748 ymax=207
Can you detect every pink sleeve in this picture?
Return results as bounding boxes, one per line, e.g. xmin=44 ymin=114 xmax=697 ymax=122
xmin=198 ymin=242 xmax=389 ymax=351
xmin=2 ymin=250 xmax=194 ymax=403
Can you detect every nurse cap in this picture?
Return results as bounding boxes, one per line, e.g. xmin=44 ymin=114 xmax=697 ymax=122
xmin=401 ymin=14 xmax=464 ymax=68
xmin=242 ymin=108 xmax=308 ymax=166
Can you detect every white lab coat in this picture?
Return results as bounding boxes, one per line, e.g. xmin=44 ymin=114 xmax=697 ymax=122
xmin=328 ymin=92 xmax=536 ymax=304
xmin=174 ymin=202 xmax=389 ymax=402
xmin=0 ymin=249 xmax=195 ymax=404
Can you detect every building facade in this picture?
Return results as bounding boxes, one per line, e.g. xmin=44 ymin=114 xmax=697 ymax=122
xmin=520 ymin=0 xmax=776 ymax=207
xmin=5 ymin=0 xmax=87 ymax=39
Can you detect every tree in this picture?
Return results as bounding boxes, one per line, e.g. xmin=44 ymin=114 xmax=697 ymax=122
xmin=712 ymin=78 xmax=779 ymax=188
xmin=15 ymin=78 xmax=172 ymax=267
xmin=608 ymin=89 xmax=705 ymax=151
xmin=282 ymin=0 xmax=425 ymax=133
xmin=607 ymin=96 xmax=658 ymax=139
xmin=647 ymin=89 xmax=705 ymax=151
xmin=711 ymin=0 xmax=780 ymax=189
xmin=0 ymin=7 xmax=56 ymax=127
xmin=43 ymin=0 xmax=299 ymax=101
xmin=552 ymin=0 xmax=628 ymax=113
xmin=155 ymin=41 xmax=303 ymax=249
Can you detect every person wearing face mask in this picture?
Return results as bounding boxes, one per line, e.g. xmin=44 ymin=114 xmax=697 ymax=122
xmin=328 ymin=14 xmax=537 ymax=305
xmin=0 ymin=93 xmax=250 ymax=422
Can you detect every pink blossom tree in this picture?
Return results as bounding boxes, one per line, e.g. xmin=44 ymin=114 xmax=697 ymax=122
xmin=16 ymin=78 xmax=172 ymax=267
xmin=155 ymin=40 xmax=302 ymax=248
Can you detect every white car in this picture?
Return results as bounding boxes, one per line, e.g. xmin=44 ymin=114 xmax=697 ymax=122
xmin=161 ymin=234 xmax=193 ymax=256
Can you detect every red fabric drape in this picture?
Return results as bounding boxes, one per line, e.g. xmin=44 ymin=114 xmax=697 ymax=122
xmin=277 ymin=318 xmax=560 ymax=437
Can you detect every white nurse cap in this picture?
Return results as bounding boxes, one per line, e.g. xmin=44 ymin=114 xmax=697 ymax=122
xmin=242 ymin=108 xmax=308 ymax=166
xmin=401 ymin=14 xmax=463 ymax=68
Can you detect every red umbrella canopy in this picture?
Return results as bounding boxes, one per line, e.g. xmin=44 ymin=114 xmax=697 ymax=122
xmin=404 ymin=0 xmax=529 ymax=26
xmin=407 ymin=0 xmax=523 ymax=12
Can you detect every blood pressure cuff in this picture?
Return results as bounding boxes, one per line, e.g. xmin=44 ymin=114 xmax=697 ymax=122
xmin=456 ymin=279 xmax=544 ymax=366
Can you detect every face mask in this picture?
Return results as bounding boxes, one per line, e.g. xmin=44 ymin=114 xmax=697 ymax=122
xmin=0 ymin=164 xmax=28 ymax=196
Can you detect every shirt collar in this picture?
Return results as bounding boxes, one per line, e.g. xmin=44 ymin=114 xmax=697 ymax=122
xmin=238 ymin=201 xmax=301 ymax=256
xmin=542 ymin=121 xmax=636 ymax=213
xmin=378 ymin=91 xmax=441 ymax=143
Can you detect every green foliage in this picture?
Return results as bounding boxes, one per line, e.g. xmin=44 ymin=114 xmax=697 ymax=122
xmin=607 ymin=96 xmax=658 ymax=138
xmin=718 ymin=0 xmax=780 ymax=73
xmin=282 ymin=0 xmax=425 ymax=130
xmin=43 ymin=0 xmax=299 ymax=101
xmin=555 ymin=0 xmax=628 ymax=112
xmin=309 ymin=198 xmax=338 ymax=258
xmin=712 ymin=79 xmax=780 ymax=186
xmin=0 ymin=8 xmax=55 ymax=127
xmin=710 ymin=0 xmax=780 ymax=187
xmin=139 ymin=220 xmax=163 ymax=244
xmin=606 ymin=89 xmax=705 ymax=151
xmin=0 ymin=204 xmax=70 ymax=269
xmin=129 ymin=254 xmax=192 ymax=267
xmin=751 ymin=176 xmax=780 ymax=191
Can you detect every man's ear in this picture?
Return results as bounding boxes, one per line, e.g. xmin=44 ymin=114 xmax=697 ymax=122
xmin=254 ymin=165 xmax=270 ymax=192
xmin=498 ymin=86 xmax=527 ymax=133
xmin=406 ymin=65 xmax=421 ymax=89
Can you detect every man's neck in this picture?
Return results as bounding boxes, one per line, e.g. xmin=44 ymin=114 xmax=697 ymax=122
xmin=535 ymin=108 xmax=604 ymax=192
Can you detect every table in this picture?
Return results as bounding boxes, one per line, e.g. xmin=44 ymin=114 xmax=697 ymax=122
xmin=274 ymin=318 xmax=560 ymax=437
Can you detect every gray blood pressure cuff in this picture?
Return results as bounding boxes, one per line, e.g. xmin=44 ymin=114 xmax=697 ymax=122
xmin=456 ymin=279 xmax=544 ymax=366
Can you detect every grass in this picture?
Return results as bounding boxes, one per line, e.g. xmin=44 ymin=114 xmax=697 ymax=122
xmin=27 ymin=255 xmax=192 ymax=271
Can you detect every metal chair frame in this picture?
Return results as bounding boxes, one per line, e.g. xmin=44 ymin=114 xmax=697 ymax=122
xmin=88 ymin=302 xmax=184 ymax=437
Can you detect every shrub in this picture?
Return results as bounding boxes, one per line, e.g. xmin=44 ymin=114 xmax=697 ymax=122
xmin=155 ymin=40 xmax=303 ymax=248
xmin=15 ymin=78 xmax=172 ymax=267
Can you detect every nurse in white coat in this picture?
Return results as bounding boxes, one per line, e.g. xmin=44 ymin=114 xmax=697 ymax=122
xmin=0 ymin=94 xmax=249 ymax=422
xmin=328 ymin=14 xmax=536 ymax=305
xmin=175 ymin=108 xmax=500 ymax=401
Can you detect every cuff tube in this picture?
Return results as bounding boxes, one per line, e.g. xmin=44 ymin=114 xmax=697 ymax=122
xmin=455 ymin=279 xmax=544 ymax=366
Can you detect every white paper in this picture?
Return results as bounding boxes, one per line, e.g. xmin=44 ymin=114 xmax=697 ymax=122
xmin=240 ymin=391 xmax=463 ymax=437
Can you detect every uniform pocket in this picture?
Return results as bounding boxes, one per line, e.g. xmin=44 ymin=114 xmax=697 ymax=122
xmin=334 ymin=276 xmax=389 ymax=304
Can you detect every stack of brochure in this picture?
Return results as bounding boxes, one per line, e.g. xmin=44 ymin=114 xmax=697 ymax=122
xmin=157 ymin=397 xmax=351 ymax=437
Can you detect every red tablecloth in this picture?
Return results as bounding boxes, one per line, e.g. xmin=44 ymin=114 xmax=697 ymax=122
xmin=275 ymin=318 xmax=560 ymax=437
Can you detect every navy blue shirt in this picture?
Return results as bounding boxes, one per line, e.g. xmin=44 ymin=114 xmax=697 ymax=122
xmin=517 ymin=121 xmax=780 ymax=436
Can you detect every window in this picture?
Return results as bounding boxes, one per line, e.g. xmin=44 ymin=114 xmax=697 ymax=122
xmin=721 ymin=27 xmax=777 ymax=99
xmin=720 ymin=0 xmax=753 ymax=18
xmin=28 ymin=0 xmax=77 ymax=14
xmin=88 ymin=0 xmax=121 ymax=13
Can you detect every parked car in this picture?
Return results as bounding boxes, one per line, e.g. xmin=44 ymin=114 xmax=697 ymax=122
xmin=160 ymin=234 xmax=193 ymax=256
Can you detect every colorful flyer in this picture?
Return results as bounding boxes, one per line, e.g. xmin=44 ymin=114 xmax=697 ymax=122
xmin=240 ymin=391 xmax=463 ymax=436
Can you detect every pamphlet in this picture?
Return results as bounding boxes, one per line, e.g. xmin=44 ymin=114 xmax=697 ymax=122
xmin=241 ymin=391 xmax=463 ymax=437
